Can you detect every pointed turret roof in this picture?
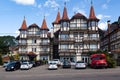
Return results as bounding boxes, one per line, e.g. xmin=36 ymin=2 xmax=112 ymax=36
xmin=61 ymin=3 xmax=69 ymax=21
xmin=52 ymin=9 xmax=61 ymax=24
xmin=89 ymin=2 xmax=99 ymax=21
xmin=40 ymin=16 xmax=49 ymax=30
xmin=19 ymin=17 xmax=27 ymax=30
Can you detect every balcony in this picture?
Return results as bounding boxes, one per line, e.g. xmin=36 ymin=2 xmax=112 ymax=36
xmin=40 ymin=42 xmax=50 ymax=46
xmin=27 ymin=34 xmax=40 ymax=38
xmin=19 ymin=43 xmax=27 ymax=46
xmin=69 ymin=27 xmax=88 ymax=31
xmin=59 ymin=49 xmax=75 ymax=53
xmin=59 ymin=38 xmax=75 ymax=43
xmin=40 ymin=51 xmax=50 ymax=56
xmin=19 ymin=51 xmax=27 ymax=54
xmin=83 ymin=37 xmax=100 ymax=42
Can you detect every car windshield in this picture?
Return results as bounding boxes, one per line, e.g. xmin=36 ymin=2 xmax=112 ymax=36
xmin=22 ymin=63 xmax=27 ymax=65
xmin=92 ymin=57 xmax=105 ymax=60
xmin=53 ymin=59 xmax=59 ymax=61
xmin=50 ymin=63 xmax=56 ymax=65
xmin=8 ymin=62 xmax=15 ymax=67
xmin=77 ymin=61 xmax=84 ymax=63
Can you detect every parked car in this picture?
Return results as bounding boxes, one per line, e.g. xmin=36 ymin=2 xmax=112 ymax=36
xmin=75 ymin=61 xmax=87 ymax=69
xmin=48 ymin=59 xmax=61 ymax=66
xmin=3 ymin=61 xmax=11 ymax=68
xmin=20 ymin=61 xmax=33 ymax=70
xmin=48 ymin=61 xmax=58 ymax=70
xmin=62 ymin=60 xmax=71 ymax=68
xmin=5 ymin=61 xmax=21 ymax=71
xmin=90 ymin=53 xmax=108 ymax=68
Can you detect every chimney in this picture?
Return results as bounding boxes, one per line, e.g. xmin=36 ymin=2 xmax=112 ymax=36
xmin=107 ymin=20 xmax=110 ymax=34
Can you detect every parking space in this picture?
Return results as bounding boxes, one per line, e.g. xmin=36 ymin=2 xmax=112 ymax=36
xmin=0 ymin=65 xmax=120 ymax=80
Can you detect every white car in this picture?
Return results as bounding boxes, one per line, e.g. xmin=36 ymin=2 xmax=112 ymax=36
xmin=48 ymin=61 xmax=58 ymax=70
xmin=20 ymin=62 xmax=33 ymax=70
xmin=53 ymin=59 xmax=61 ymax=66
xmin=75 ymin=61 xmax=87 ymax=69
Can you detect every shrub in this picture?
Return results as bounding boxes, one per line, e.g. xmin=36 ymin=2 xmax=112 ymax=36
xmin=106 ymin=56 xmax=116 ymax=68
xmin=104 ymin=51 xmax=117 ymax=68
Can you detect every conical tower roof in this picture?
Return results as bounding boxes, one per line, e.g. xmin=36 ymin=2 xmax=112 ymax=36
xmin=52 ymin=9 xmax=61 ymax=24
xmin=89 ymin=3 xmax=99 ymax=21
xmin=19 ymin=17 xmax=27 ymax=30
xmin=61 ymin=3 xmax=69 ymax=21
xmin=40 ymin=16 xmax=49 ymax=30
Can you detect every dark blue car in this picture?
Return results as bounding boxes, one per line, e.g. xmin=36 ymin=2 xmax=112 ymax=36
xmin=5 ymin=61 xmax=21 ymax=71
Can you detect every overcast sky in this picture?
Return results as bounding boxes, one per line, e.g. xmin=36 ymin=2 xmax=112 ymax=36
xmin=0 ymin=0 xmax=119 ymax=37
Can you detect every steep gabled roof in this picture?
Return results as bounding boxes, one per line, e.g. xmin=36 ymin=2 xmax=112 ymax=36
xmin=89 ymin=5 xmax=99 ymax=21
xmin=40 ymin=17 xmax=49 ymax=30
xmin=71 ymin=13 xmax=87 ymax=20
xmin=28 ymin=23 xmax=39 ymax=29
xmin=19 ymin=17 xmax=27 ymax=30
xmin=52 ymin=9 xmax=61 ymax=24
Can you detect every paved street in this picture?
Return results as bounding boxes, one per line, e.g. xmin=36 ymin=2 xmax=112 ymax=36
xmin=0 ymin=65 xmax=120 ymax=80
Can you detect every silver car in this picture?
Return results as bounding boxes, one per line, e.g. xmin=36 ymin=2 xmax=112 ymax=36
xmin=75 ymin=61 xmax=87 ymax=69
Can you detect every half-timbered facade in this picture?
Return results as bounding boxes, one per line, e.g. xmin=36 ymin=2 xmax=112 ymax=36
xmin=18 ymin=17 xmax=50 ymax=61
xmin=52 ymin=4 xmax=100 ymax=63
xmin=100 ymin=17 xmax=120 ymax=65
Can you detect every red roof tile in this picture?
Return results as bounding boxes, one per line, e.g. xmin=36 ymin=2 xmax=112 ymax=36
xmin=53 ymin=9 xmax=61 ymax=24
xmin=28 ymin=23 xmax=39 ymax=29
xmin=19 ymin=17 xmax=27 ymax=30
xmin=61 ymin=5 xmax=69 ymax=21
xmin=41 ymin=17 xmax=49 ymax=30
xmin=29 ymin=23 xmax=38 ymax=27
xmin=71 ymin=13 xmax=87 ymax=19
xmin=89 ymin=5 xmax=99 ymax=20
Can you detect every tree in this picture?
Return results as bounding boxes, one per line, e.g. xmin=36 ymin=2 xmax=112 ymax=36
xmin=0 ymin=53 xmax=3 ymax=65
xmin=14 ymin=54 xmax=19 ymax=60
xmin=0 ymin=36 xmax=17 ymax=55
xmin=9 ymin=55 xmax=14 ymax=61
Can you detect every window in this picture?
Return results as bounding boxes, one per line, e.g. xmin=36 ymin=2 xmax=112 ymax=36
xmin=79 ymin=32 xmax=84 ymax=37
xmin=21 ymin=31 xmax=26 ymax=34
xmin=32 ymin=48 xmax=36 ymax=52
xmin=32 ymin=39 xmax=36 ymax=43
xmin=60 ymin=34 xmax=69 ymax=39
xmin=61 ymin=44 xmax=68 ymax=49
xmin=74 ymin=32 xmax=78 ymax=37
xmin=91 ymin=21 xmax=96 ymax=26
xmin=90 ymin=44 xmax=97 ymax=50
xmin=21 ymin=40 xmax=26 ymax=44
xmin=63 ymin=22 xmax=68 ymax=27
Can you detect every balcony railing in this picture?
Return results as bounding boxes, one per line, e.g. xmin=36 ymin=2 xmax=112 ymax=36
xmin=40 ymin=42 xmax=50 ymax=45
xmin=40 ymin=51 xmax=50 ymax=55
xmin=19 ymin=43 xmax=27 ymax=46
xmin=69 ymin=27 xmax=87 ymax=31
xmin=19 ymin=51 xmax=27 ymax=54
xmin=83 ymin=37 xmax=100 ymax=41
xmin=59 ymin=49 xmax=75 ymax=53
xmin=59 ymin=38 xmax=75 ymax=42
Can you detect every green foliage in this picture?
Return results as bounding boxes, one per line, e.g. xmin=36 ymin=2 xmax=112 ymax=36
xmin=0 ymin=36 xmax=17 ymax=55
xmin=104 ymin=52 xmax=117 ymax=68
xmin=9 ymin=55 xmax=14 ymax=61
xmin=0 ymin=53 xmax=3 ymax=65
xmin=14 ymin=54 xmax=20 ymax=60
